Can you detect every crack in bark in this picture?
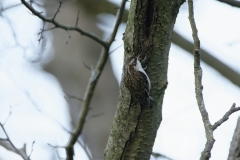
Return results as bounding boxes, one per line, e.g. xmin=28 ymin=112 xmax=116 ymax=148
xmin=120 ymin=105 xmax=143 ymax=160
xmin=145 ymin=0 xmax=155 ymax=38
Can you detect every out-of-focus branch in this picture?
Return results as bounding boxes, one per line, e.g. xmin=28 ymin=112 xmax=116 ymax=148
xmin=106 ymin=0 xmax=126 ymax=45
xmin=188 ymin=1 xmax=240 ymax=160
xmin=100 ymin=0 xmax=238 ymax=85
xmin=217 ymin=0 xmax=240 ymax=8
xmin=0 ymin=123 xmax=28 ymax=160
xmin=152 ymin=152 xmax=173 ymax=160
xmin=64 ymin=92 xmax=83 ymax=102
xmin=77 ymin=140 xmax=93 ymax=160
xmin=65 ymin=0 xmax=127 ymax=159
xmin=20 ymin=0 xmax=127 ymax=159
xmin=20 ymin=0 xmax=240 ymax=89
xmin=228 ymin=117 xmax=240 ymax=160
xmin=28 ymin=141 xmax=35 ymax=160
xmin=20 ymin=0 xmax=106 ymax=47
xmin=0 ymin=3 xmax=22 ymax=13
xmin=172 ymin=31 xmax=240 ymax=88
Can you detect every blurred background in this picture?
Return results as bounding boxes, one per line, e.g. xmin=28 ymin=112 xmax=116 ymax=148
xmin=0 ymin=0 xmax=240 ymax=160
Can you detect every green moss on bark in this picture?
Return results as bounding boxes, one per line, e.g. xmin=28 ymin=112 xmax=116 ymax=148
xmin=104 ymin=0 xmax=185 ymax=159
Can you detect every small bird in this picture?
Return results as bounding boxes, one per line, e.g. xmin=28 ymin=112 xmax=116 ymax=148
xmin=123 ymin=56 xmax=152 ymax=107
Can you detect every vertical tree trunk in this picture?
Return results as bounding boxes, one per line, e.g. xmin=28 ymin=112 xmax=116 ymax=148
xmin=228 ymin=117 xmax=240 ymax=160
xmin=104 ymin=0 xmax=184 ymax=159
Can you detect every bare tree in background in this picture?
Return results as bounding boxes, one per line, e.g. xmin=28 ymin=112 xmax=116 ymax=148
xmin=1 ymin=0 xmax=240 ymax=160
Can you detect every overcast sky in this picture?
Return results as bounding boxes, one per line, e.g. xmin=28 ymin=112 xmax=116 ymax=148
xmin=0 ymin=0 xmax=240 ymax=160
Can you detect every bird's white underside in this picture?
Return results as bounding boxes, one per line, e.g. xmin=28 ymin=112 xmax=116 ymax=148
xmin=134 ymin=58 xmax=151 ymax=90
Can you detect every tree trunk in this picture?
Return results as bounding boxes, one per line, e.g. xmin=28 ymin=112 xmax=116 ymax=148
xmin=104 ymin=0 xmax=185 ymax=159
xmin=228 ymin=117 xmax=240 ymax=160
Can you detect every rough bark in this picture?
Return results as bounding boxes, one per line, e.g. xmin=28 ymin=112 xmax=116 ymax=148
xmin=104 ymin=0 xmax=185 ymax=159
xmin=228 ymin=117 xmax=240 ymax=160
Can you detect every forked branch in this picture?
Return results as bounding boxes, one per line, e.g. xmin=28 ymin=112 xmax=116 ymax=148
xmin=188 ymin=0 xmax=240 ymax=160
xmin=20 ymin=0 xmax=127 ymax=159
xmin=20 ymin=0 xmax=106 ymax=47
xmin=0 ymin=123 xmax=28 ymax=160
xmin=64 ymin=0 xmax=127 ymax=159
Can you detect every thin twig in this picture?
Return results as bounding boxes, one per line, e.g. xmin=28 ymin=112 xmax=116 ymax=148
xmin=65 ymin=1 xmax=127 ymax=159
xmin=3 ymin=106 xmax=12 ymax=125
xmin=86 ymin=113 xmax=105 ymax=121
xmin=38 ymin=22 xmax=45 ymax=44
xmin=188 ymin=1 xmax=240 ymax=160
xmin=83 ymin=62 xmax=95 ymax=76
xmin=1 ymin=15 xmax=21 ymax=46
xmin=188 ymin=1 xmax=214 ymax=159
xmin=47 ymin=143 xmax=65 ymax=150
xmin=106 ymin=2 xmax=126 ymax=45
xmin=52 ymin=1 xmax=62 ymax=20
xmin=75 ymin=10 xmax=80 ymax=27
xmin=82 ymin=62 xmax=93 ymax=71
xmin=56 ymin=149 xmax=65 ymax=160
xmin=20 ymin=0 xmax=106 ymax=47
xmin=65 ymin=30 xmax=71 ymax=44
xmin=0 ymin=3 xmax=22 ymax=13
xmin=217 ymin=0 xmax=240 ymax=8
xmin=77 ymin=140 xmax=93 ymax=160
xmin=212 ymin=103 xmax=240 ymax=131
xmin=42 ymin=26 xmax=57 ymax=32
xmin=64 ymin=92 xmax=83 ymax=102
xmin=109 ymin=44 xmax=123 ymax=54
xmin=27 ymin=141 xmax=35 ymax=160
xmin=0 ymin=123 xmax=28 ymax=160
xmin=152 ymin=152 xmax=173 ymax=160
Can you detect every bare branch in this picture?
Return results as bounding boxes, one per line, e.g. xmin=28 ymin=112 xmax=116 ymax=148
xmin=212 ymin=103 xmax=240 ymax=131
xmin=152 ymin=152 xmax=173 ymax=160
xmin=42 ymin=26 xmax=57 ymax=32
xmin=20 ymin=0 xmax=106 ymax=47
xmin=0 ymin=3 xmax=22 ymax=13
xmin=27 ymin=141 xmax=35 ymax=160
xmin=38 ymin=22 xmax=45 ymax=44
xmin=0 ymin=123 xmax=28 ymax=160
xmin=172 ymin=31 xmax=240 ymax=88
xmin=64 ymin=92 xmax=83 ymax=102
xmin=188 ymin=0 xmax=214 ymax=159
xmin=217 ymin=0 xmax=240 ymax=8
xmin=52 ymin=1 xmax=62 ymax=20
xmin=65 ymin=30 xmax=71 ymax=44
xmin=47 ymin=143 xmax=65 ymax=150
xmin=55 ymin=149 xmax=65 ymax=160
xmin=75 ymin=10 xmax=80 ymax=27
xmin=0 ymin=141 xmax=22 ymax=155
xmin=3 ymin=106 xmax=12 ymax=125
xmin=109 ymin=44 xmax=123 ymax=54
xmin=106 ymin=1 xmax=126 ymax=45
xmin=82 ymin=61 xmax=91 ymax=69
xmin=77 ymin=140 xmax=93 ymax=160
xmin=86 ymin=113 xmax=105 ymax=121
xmin=188 ymin=1 xmax=240 ymax=160
xmin=65 ymin=1 xmax=128 ymax=159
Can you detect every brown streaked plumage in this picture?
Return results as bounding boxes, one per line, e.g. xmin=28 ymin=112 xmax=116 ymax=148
xmin=122 ymin=56 xmax=152 ymax=107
